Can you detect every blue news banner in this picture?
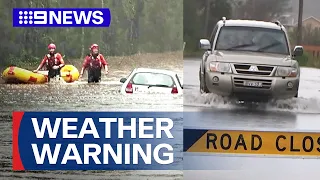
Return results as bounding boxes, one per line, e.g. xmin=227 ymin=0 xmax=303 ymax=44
xmin=13 ymin=112 xmax=182 ymax=170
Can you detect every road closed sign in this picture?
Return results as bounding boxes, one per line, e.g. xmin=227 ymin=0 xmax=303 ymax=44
xmin=184 ymin=129 xmax=320 ymax=156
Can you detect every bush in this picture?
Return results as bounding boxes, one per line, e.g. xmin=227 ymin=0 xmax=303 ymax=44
xmin=295 ymin=53 xmax=309 ymax=66
xmin=295 ymin=52 xmax=320 ymax=68
xmin=306 ymin=54 xmax=320 ymax=68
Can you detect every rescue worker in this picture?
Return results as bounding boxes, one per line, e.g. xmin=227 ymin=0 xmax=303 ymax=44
xmin=80 ymin=44 xmax=109 ymax=83
xmin=33 ymin=43 xmax=65 ymax=82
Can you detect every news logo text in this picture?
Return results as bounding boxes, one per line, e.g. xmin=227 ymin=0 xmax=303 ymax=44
xmin=12 ymin=8 xmax=111 ymax=27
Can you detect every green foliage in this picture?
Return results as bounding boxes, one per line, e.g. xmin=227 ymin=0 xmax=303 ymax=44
xmin=288 ymin=25 xmax=320 ymax=68
xmin=305 ymin=53 xmax=320 ymax=68
xmin=295 ymin=53 xmax=309 ymax=66
xmin=0 ymin=0 xmax=183 ymax=67
xmin=183 ymin=0 xmax=232 ymax=55
xmin=294 ymin=52 xmax=320 ymax=68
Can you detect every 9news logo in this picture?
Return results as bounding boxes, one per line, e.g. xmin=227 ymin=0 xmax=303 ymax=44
xmin=13 ymin=8 xmax=111 ymax=27
xmin=18 ymin=11 xmax=34 ymax=25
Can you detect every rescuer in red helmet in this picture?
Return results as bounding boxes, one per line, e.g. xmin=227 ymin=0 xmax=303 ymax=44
xmin=33 ymin=43 xmax=65 ymax=81
xmin=80 ymin=44 xmax=109 ymax=83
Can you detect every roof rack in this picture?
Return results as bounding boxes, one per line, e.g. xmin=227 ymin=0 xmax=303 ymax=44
xmin=273 ymin=20 xmax=282 ymax=26
xmin=222 ymin=17 xmax=226 ymax=26
xmin=273 ymin=20 xmax=283 ymax=30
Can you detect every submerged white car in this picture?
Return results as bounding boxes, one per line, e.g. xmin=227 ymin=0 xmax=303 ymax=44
xmin=120 ymin=68 xmax=183 ymax=95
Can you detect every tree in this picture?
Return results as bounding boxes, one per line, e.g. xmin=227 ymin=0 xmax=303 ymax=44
xmin=183 ymin=0 xmax=232 ymax=54
xmin=0 ymin=0 xmax=183 ymax=67
xmin=233 ymin=0 xmax=292 ymax=21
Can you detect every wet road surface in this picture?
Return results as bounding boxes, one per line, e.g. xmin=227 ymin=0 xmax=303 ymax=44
xmin=0 ymin=68 xmax=183 ymax=179
xmin=183 ymin=58 xmax=320 ymax=179
xmin=184 ymin=58 xmax=320 ymax=127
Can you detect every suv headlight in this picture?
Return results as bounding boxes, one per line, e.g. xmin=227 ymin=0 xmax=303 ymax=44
xmin=276 ymin=67 xmax=298 ymax=77
xmin=209 ymin=62 xmax=232 ymax=73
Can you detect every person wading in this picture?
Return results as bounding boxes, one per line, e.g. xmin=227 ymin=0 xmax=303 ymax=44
xmin=34 ymin=43 xmax=65 ymax=82
xmin=80 ymin=44 xmax=109 ymax=83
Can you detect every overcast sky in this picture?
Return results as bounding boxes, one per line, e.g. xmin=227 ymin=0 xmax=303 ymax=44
xmin=291 ymin=0 xmax=320 ymax=20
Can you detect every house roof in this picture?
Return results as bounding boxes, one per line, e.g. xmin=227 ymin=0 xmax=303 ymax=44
xmin=290 ymin=0 xmax=320 ymax=23
xmin=294 ymin=16 xmax=320 ymax=26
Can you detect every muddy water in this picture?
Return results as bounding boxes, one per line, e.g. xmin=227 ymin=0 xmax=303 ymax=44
xmin=0 ymin=65 xmax=183 ymax=179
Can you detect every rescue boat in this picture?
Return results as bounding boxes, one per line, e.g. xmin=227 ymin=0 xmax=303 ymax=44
xmin=36 ymin=65 xmax=80 ymax=83
xmin=1 ymin=65 xmax=80 ymax=84
xmin=61 ymin=64 xmax=80 ymax=83
xmin=1 ymin=66 xmax=47 ymax=84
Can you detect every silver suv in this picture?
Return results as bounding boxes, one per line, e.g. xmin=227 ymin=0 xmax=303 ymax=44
xmin=199 ymin=17 xmax=303 ymax=102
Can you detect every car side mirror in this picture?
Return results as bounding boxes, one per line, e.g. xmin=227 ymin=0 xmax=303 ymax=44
xmin=120 ymin=78 xmax=127 ymax=83
xmin=293 ymin=46 xmax=303 ymax=57
xmin=199 ymin=39 xmax=211 ymax=50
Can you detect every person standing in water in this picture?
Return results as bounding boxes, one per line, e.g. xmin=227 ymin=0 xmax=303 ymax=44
xmin=34 ymin=43 xmax=65 ymax=82
xmin=80 ymin=44 xmax=109 ymax=83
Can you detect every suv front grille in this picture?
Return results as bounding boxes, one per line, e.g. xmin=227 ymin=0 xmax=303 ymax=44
xmin=234 ymin=77 xmax=272 ymax=89
xmin=233 ymin=64 xmax=274 ymax=76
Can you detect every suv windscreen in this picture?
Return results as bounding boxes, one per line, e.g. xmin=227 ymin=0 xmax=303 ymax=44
xmin=215 ymin=26 xmax=290 ymax=55
xmin=132 ymin=72 xmax=175 ymax=88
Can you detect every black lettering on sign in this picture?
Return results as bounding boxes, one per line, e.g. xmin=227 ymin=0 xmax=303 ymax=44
xmin=251 ymin=134 xmax=262 ymax=151
xmin=302 ymin=136 xmax=314 ymax=152
xmin=317 ymin=137 xmax=320 ymax=152
xmin=206 ymin=133 xmax=217 ymax=149
xmin=290 ymin=136 xmax=300 ymax=152
xmin=220 ymin=134 xmax=232 ymax=150
xmin=276 ymin=135 xmax=286 ymax=151
xmin=234 ymin=134 xmax=247 ymax=150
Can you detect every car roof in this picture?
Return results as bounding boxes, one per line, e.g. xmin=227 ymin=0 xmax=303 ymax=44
xmin=133 ymin=68 xmax=177 ymax=76
xmin=217 ymin=19 xmax=283 ymax=30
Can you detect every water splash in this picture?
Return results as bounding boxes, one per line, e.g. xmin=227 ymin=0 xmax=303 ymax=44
xmin=183 ymin=90 xmax=236 ymax=109
xmin=184 ymin=89 xmax=320 ymax=114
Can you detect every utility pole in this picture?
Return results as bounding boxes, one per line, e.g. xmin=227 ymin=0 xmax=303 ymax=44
xmin=297 ymin=0 xmax=303 ymax=45
xmin=204 ymin=0 xmax=211 ymax=37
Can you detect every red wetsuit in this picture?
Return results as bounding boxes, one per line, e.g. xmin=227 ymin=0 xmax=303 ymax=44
xmin=38 ymin=53 xmax=64 ymax=70
xmin=82 ymin=53 xmax=108 ymax=70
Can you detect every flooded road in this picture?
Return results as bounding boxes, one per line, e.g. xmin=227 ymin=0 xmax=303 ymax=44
xmin=0 ymin=66 xmax=183 ymax=179
xmin=183 ymin=58 xmax=320 ymax=179
xmin=184 ymin=58 xmax=320 ymax=126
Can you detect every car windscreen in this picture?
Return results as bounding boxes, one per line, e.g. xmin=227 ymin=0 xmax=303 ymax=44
xmin=131 ymin=72 xmax=175 ymax=88
xmin=215 ymin=26 xmax=290 ymax=55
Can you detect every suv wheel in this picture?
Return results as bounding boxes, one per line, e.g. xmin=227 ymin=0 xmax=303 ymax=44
xmin=200 ymin=69 xmax=210 ymax=93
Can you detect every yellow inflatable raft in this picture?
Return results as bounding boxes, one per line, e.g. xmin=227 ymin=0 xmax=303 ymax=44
xmin=61 ymin=65 xmax=80 ymax=83
xmin=2 ymin=66 xmax=47 ymax=84
xmin=2 ymin=65 xmax=80 ymax=84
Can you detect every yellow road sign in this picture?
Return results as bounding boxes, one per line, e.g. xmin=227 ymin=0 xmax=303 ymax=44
xmin=184 ymin=129 xmax=320 ymax=156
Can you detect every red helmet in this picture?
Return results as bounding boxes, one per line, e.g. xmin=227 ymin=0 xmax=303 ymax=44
xmin=90 ymin=44 xmax=99 ymax=50
xmin=48 ymin=43 xmax=56 ymax=50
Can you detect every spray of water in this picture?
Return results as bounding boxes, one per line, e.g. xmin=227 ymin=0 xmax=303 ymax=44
xmin=184 ymin=89 xmax=320 ymax=114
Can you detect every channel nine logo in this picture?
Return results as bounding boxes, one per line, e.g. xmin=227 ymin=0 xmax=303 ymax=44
xmin=12 ymin=8 xmax=111 ymax=27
